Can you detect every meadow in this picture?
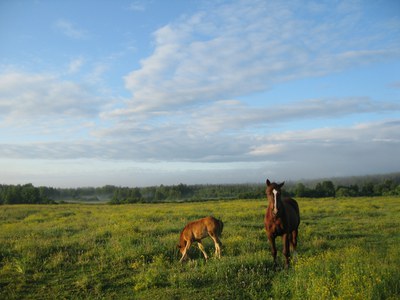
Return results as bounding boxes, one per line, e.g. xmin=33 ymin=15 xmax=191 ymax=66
xmin=0 ymin=197 xmax=399 ymax=299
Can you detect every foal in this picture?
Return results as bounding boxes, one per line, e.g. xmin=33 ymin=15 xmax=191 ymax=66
xmin=178 ymin=216 xmax=223 ymax=262
xmin=264 ymin=179 xmax=300 ymax=268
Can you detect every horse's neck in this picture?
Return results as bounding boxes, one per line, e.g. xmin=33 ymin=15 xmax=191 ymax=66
xmin=267 ymin=201 xmax=286 ymax=220
xmin=266 ymin=202 xmax=274 ymax=217
xmin=267 ymin=200 xmax=274 ymax=212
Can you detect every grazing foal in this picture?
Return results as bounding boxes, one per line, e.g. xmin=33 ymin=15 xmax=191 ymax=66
xmin=264 ymin=179 xmax=300 ymax=268
xmin=178 ymin=216 xmax=223 ymax=262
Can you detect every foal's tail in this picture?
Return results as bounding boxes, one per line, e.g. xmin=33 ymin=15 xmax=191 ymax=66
xmin=216 ymin=218 xmax=224 ymax=237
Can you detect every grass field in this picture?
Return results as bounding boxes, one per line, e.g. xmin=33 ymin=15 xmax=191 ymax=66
xmin=1 ymin=197 xmax=399 ymax=299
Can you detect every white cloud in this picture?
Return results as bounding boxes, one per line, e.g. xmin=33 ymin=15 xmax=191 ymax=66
xmin=93 ymin=97 xmax=400 ymax=163
xmin=85 ymin=63 xmax=109 ymax=84
xmin=1 ymin=119 xmax=399 ymax=182
xmin=0 ymin=71 xmax=102 ymax=126
xmin=2 ymin=64 xmax=398 ymax=166
xmin=122 ymin=0 xmax=400 ymax=113
xmin=67 ymin=57 xmax=85 ymax=74
xmin=128 ymin=1 xmax=146 ymax=12
xmin=55 ymin=19 xmax=88 ymax=39
xmin=249 ymin=144 xmax=284 ymax=156
xmin=163 ymin=97 xmax=399 ymax=136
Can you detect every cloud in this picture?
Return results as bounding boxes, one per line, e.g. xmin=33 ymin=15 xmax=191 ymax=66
xmin=122 ymin=0 xmax=400 ymax=113
xmin=0 ymin=71 xmax=102 ymax=124
xmin=84 ymin=63 xmax=110 ymax=84
xmin=2 ymin=72 xmax=398 ymax=171
xmin=128 ymin=1 xmax=146 ymax=12
xmin=388 ymin=81 xmax=400 ymax=89
xmin=92 ymin=97 xmax=400 ymax=163
xmin=2 ymin=119 xmax=399 ymax=182
xmin=259 ymin=120 xmax=400 ymax=179
xmin=1 ymin=70 xmax=399 ymax=181
xmin=249 ymin=144 xmax=284 ymax=156
xmin=67 ymin=57 xmax=85 ymax=74
xmin=55 ymin=19 xmax=88 ymax=39
xmin=100 ymin=97 xmax=397 ymax=143
xmin=186 ymin=97 xmax=400 ymax=134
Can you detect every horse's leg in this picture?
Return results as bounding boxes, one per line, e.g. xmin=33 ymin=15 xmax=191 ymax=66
xmin=282 ymin=233 xmax=290 ymax=269
xmin=197 ymin=241 xmax=209 ymax=260
xmin=291 ymin=229 xmax=298 ymax=261
xmin=209 ymin=233 xmax=222 ymax=258
xmin=179 ymin=240 xmax=192 ymax=263
xmin=268 ymin=235 xmax=277 ymax=266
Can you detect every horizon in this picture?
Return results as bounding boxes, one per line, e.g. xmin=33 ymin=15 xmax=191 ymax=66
xmin=1 ymin=0 xmax=400 ymax=188
xmin=2 ymin=171 xmax=399 ymax=190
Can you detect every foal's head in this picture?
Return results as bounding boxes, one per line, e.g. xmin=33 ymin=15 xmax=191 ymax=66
xmin=177 ymin=236 xmax=186 ymax=255
xmin=266 ymin=179 xmax=285 ymax=216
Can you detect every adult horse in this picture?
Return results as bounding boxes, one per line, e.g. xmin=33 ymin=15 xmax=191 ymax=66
xmin=264 ymin=179 xmax=300 ymax=268
xmin=177 ymin=216 xmax=223 ymax=262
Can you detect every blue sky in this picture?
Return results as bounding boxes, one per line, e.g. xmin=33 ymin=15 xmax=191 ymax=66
xmin=1 ymin=0 xmax=399 ymax=187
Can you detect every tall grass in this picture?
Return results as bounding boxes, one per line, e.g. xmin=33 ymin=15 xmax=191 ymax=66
xmin=0 ymin=197 xmax=399 ymax=299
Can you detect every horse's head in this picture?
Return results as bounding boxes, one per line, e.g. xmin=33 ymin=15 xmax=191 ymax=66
xmin=266 ymin=179 xmax=285 ymax=216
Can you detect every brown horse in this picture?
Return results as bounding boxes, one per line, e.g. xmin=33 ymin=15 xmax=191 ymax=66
xmin=177 ymin=216 xmax=223 ymax=262
xmin=264 ymin=179 xmax=300 ymax=268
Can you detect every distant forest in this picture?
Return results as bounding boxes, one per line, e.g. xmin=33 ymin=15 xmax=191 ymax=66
xmin=1 ymin=173 xmax=400 ymax=205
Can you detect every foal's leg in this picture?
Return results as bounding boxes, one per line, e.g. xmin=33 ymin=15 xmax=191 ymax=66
xmin=179 ymin=240 xmax=192 ymax=263
xmin=209 ymin=233 xmax=222 ymax=258
xmin=197 ymin=241 xmax=209 ymax=260
xmin=214 ymin=236 xmax=222 ymax=258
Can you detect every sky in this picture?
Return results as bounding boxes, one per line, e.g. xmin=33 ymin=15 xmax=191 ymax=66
xmin=0 ymin=0 xmax=399 ymax=188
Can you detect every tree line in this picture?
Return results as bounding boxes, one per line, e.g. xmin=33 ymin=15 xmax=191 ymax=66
xmin=0 ymin=184 xmax=56 ymax=204
xmin=1 ymin=173 xmax=399 ymax=205
xmin=288 ymin=179 xmax=400 ymax=198
xmin=109 ymin=177 xmax=400 ymax=204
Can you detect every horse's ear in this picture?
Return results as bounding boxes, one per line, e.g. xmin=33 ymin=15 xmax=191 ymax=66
xmin=266 ymin=179 xmax=271 ymax=186
xmin=279 ymin=181 xmax=285 ymax=188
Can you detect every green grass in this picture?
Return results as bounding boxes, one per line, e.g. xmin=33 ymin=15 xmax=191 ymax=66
xmin=0 ymin=197 xmax=399 ymax=299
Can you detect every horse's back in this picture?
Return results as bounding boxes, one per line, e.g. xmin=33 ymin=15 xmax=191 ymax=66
xmin=283 ymin=198 xmax=300 ymax=230
xmin=284 ymin=198 xmax=300 ymax=216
